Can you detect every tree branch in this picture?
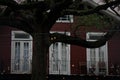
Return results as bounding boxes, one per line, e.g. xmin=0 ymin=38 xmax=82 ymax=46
xmin=0 ymin=16 xmax=33 ymax=34
xmin=0 ymin=0 xmax=18 ymax=6
xmin=83 ymin=0 xmax=120 ymax=25
xmin=0 ymin=1 xmax=49 ymax=11
xmin=64 ymin=0 xmax=120 ymax=16
xmin=50 ymin=26 xmax=117 ymax=48
xmin=46 ymin=0 xmax=73 ymax=29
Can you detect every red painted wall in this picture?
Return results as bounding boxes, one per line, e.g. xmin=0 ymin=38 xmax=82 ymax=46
xmin=0 ymin=27 xmax=12 ymax=73
xmin=51 ymin=23 xmax=72 ymax=32
xmin=108 ymin=32 xmax=120 ymax=74
xmin=71 ymin=45 xmax=86 ymax=74
xmin=1 ymin=23 xmax=120 ymax=75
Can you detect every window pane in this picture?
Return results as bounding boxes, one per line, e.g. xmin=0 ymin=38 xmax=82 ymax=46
xmin=58 ymin=15 xmax=69 ymax=20
xmin=57 ymin=15 xmax=73 ymax=23
xmin=15 ymin=33 xmax=30 ymax=39
xmin=89 ymin=35 xmax=102 ymax=40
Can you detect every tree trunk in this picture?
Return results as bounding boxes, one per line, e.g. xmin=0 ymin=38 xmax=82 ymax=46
xmin=31 ymin=30 xmax=50 ymax=80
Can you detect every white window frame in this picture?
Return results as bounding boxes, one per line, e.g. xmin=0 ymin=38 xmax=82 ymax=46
xmin=11 ymin=31 xmax=33 ymax=74
xmin=86 ymin=32 xmax=108 ymax=75
xmin=49 ymin=32 xmax=70 ymax=75
xmin=11 ymin=31 xmax=32 ymax=41
xmin=56 ymin=15 xmax=73 ymax=23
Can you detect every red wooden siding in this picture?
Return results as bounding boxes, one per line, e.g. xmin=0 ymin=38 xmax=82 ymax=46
xmin=71 ymin=45 xmax=86 ymax=74
xmin=0 ymin=24 xmax=120 ymax=75
xmin=51 ymin=23 xmax=72 ymax=31
xmin=0 ymin=27 xmax=12 ymax=73
xmin=108 ymin=33 xmax=120 ymax=74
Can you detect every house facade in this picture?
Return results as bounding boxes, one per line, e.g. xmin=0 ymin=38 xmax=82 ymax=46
xmin=0 ymin=15 xmax=120 ymax=76
xmin=0 ymin=0 xmax=120 ymax=76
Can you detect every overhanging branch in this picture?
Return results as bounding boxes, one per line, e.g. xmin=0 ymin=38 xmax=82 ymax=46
xmin=83 ymin=0 xmax=120 ymax=25
xmin=64 ymin=0 xmax=120 ymax=17
xmin=50 ymin=26 xmax=117 ymax=48
xmin=0 ymin=16 xmax=33 ymax=34
xmin=0 ymin=0 xmax=49 ymax=11
xmin=0 ymin=0 xmax=18 ymax=6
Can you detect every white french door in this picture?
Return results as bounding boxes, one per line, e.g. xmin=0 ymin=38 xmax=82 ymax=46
xmin=11 ymin=31 xmax=32 ymax=74
xmin=49 ymin=43 xmax=70 ymax=75
xmin=87 ymin=32 xmax=108 ymax=75
xmin=11 ymin=41 xmax=32 ymax=74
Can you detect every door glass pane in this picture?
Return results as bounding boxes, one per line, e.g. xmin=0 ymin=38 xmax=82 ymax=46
xmin=61 ymin=43 xmax=67 ymax=71
xmin=90 ymin=49 xmax=96 ymax=66
xmin=89 ymin=49 xmax=96 ymax=74
xmin=23 ymin=42 xmax=29 ymax=72
xmin=52 ymin=43 xmax=59 ymax=71
xmin=98 ymin=47 xmax=106 ymax=74
xmin=14 ymin=42 xmax=20 ymax=71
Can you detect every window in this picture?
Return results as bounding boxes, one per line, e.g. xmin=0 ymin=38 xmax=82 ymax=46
xmin=49 ymin=32 xmax=70 ymax=75
xmin=56 ymin=15 xmax=73 ymax=23
xmin=86 ymin=32 xmax=108 ymax=75
xmin=11 ymin=31 xmax=32 ymax=74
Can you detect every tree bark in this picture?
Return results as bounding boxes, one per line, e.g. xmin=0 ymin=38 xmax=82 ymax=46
xmin=31 ymin=30 xmax=50 ymax=80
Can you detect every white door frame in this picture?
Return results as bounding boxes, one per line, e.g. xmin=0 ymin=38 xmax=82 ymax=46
xmin=11 ymin=31 xmax=32 ymax=74
xmin=86 ymin=32 xmax=108 ymax=75
xmin=49 ymin=32 xmax=70 ymax=75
